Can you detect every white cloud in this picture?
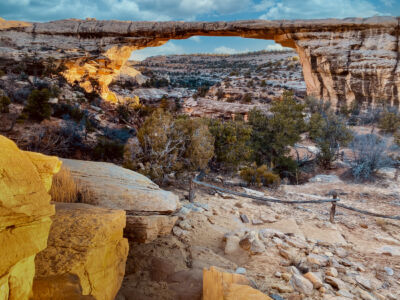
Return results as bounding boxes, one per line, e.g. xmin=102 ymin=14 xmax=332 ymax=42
xmin=380 ymin=0 xmax=394 ymax=7
xmin=0 ymin=0 xmax=255 ymax=22
xmin=254 ymin=0 xmax=274 ymax=12
xmin=265 ymin=44 xmax=290 ymax=51
xmin=214 ymin=46 xmax=252 ymax=54
xmin=189 ymin=36 xmax=201 ymax=42
xmin=214 ymin=46 xmax=238 ymax=54
xmin=130 ymin=41 xmax=185 ymax=61
xmin=258 ymin=0 xmax=384 ymax=20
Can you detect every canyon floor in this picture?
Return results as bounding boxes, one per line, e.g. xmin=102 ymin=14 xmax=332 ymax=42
xmin=117 ymin=171 xmax=400 ymax=300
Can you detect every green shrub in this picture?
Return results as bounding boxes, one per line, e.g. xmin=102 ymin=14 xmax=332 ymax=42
xmin=249 ymin=91 xmax=305 ymax=167
xmin=305 ymin=96 xmax=331 ymax=114
xmin=308 ymin=113 xmax=324 ymax=140
xmin=310 ymin=112 xmax=353 ymax=168
xmin=394 ymin=129 xmax=400 ymax=147
xmin=378 ymin=111 xmax=400 ymax=134
xmin=240 ymin=164 xmax=280 ymax=187
xmin=208 ymin=119 xmax=252 ymax=170
xmin=242 ymin=93 xmax=252 ymax=103
xmin=127 ymin=109 xmax=214 ymax=183
xmin=25 ymin=89 xmax=51 ymax=121
xmin=349 ymin=134 xmax=393 ymax=181
xmin=117 ymin=102 xmax=131 ymax=123
xmin=0 ymin=95 xmax=11 ymax=113
xmin=93 ymin=137 xmax=125 ymax=161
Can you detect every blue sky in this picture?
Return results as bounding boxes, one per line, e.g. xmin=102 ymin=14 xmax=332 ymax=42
xmin=1 ymin=0 xmax=399 ymax=60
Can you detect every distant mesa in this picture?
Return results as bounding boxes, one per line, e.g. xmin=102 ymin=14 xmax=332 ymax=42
xmin=0 ymin=16 xmax=399 ymax=107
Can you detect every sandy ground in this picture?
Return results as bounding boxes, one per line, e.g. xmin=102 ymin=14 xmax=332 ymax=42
xmin=117 ymin=173 xmax=400 ymax=300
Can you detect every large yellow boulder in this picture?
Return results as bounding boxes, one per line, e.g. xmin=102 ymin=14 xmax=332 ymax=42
xmin=203 ymin=267 xmax=273 ymax=300
xmin=33 ymin=203 xmax=129 ymax=300
xmin=0 ymin=135 xmax=60 ymax=300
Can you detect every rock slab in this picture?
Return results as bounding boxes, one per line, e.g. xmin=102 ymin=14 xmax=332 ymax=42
xmin=62 ymin=158 xmax=180 ymax=213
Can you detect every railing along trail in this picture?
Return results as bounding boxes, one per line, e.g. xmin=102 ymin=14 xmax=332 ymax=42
xmin=190 ymin=176 xmax=400 ymax=222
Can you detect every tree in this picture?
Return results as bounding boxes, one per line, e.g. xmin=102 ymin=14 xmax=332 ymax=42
xmin=208 ymin=119 xmax=252 ymax=170
xmin=25 ymin=89 xmax=52 ymax=121
xmin=378 ymin=110 xmax=400 ymax=134
xmin=309 ymin=112 xmax=353 ymax=168
xmin=248 ymin=91 xmax=305 ymax=170
xmin=0 ymin=95 xmax=11 ymax=113
xmin=128 ymin=109 xmax=214 ymax=183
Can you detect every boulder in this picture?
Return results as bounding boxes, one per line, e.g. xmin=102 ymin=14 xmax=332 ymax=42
xmin=62 ymin=158 xmax=180 ymax=244
xmin=309 ymin=174 xmax=342 ymax=183
xmin=125 ymin=215 xmax=178 ymax=243
xmin=61 ymin=158 xmax=179 ymax=213
xmin=33 ymin=203 xmax=129 ymax=300
xmin=203 ymin=267 xmax=272 ymax=300
xmin=290 ymin=274 xmax=314 ymax=295
xmin=0 ymin=135 xmax=60 ymax=299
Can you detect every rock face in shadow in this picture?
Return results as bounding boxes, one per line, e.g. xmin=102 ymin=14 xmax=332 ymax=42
xmin=0 ymin=16 xmax=399 ymax=106
xmin=0 ymin=135 xmax=61 ymax=299
xmin=33 ymin=203 xmax=129 ymax=300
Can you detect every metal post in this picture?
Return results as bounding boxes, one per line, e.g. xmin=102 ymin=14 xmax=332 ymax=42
xmin=330 ymin=191 xmax=337 ymax=223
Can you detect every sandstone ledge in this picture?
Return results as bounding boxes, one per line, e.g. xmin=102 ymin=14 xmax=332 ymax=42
xmin=62 ymin=158 xmax=180 ymax=213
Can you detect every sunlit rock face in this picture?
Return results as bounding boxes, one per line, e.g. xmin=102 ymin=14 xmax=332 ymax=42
xmin=0 ymin=16 xmax=399 ymax=106
xmin=32 ymin=203 xmax=129 ymax=300
xmin=0 ymin=135 xmax=61 ymax=300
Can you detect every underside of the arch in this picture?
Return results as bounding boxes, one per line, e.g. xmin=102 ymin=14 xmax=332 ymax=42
xmin=0 ymin=16 xmax=399 ymax=107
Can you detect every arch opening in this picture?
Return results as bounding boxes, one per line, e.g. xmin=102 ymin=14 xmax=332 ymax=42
xmin=110 ymin=37 xmax=305 ymax=119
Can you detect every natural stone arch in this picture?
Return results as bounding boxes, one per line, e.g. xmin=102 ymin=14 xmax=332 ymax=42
xmin=1 ymin=16 xmax=399 ymax=107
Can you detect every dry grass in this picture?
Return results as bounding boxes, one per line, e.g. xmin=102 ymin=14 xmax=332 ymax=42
xmin=50 ymin=166 xmax=93 ymax=203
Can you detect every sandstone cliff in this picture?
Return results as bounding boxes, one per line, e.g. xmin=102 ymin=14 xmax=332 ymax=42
xmin=0 ymin=16 xmax=399 ymax=107
xmin=0 ymin=135 xmax=61 ymax=299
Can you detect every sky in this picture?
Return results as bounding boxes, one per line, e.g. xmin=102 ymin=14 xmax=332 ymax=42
xmin=1 ymin=0 xmax=399 ymax=60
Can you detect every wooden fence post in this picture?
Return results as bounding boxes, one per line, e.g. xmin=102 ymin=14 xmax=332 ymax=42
xmin=329 ymin=191 xmax=337 ymax=223
xmin=189 ymin=176 xmax=196 ymax=203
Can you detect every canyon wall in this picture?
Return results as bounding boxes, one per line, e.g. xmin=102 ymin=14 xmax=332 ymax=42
xmin=0 ymin=16 xmax=399 ymax=107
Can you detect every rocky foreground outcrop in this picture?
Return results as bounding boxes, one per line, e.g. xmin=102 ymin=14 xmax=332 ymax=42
xmin=0 ymin=135 xmax=61 ymax=299
xmin=33 ymin=203 xmax=128 ymax=300
xmin=203 ymin=267 xmax=272 ymax=300
xmin=0 ymin=16 xmax=399 ymax=107
xmin=62 ymin=159 xmax=180 ymax=243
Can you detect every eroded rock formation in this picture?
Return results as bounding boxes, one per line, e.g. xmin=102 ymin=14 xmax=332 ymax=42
xmin=33 ymin=203 xmax=128 ymax=300
xmin=0 ymin=135 xmax=61 ymax=299
xmin=0 ymin=16 xmax=399 ymax=106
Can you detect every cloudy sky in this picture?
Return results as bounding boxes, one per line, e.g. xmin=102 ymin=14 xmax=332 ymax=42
xmin=1 ymin=0 xmax=399 ymax=60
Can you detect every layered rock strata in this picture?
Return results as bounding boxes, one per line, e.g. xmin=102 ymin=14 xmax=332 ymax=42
xmin=33 ymin=203 xmax=129 ymax=300
xmin=62 ymin=158 xmax=180 ymax=243
xmin=0 ymin=135 xmax=61 ymax=299
xmin=0 ymin=16 xmax=399 ymax=106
